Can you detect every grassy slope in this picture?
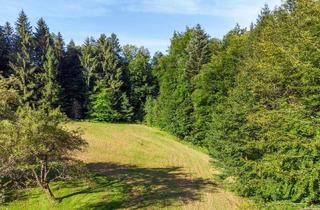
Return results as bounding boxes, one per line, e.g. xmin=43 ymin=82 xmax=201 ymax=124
xmin=2 ymin=122 xmax=251 ymax=210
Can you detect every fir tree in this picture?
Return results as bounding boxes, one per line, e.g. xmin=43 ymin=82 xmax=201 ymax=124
xmin=34 ymin=18 xmax=51 ymax=67
xmin=60 ymin=40 xmax=86 ymax=119
xmin=40 ymin=46 xmax=60 ymax=109
xmin=0 ymin=22 xmax=14 ymax=76
xmin=80 ymin=37 xmax=98 ymax=91
xmin=10 ymin=11 xmax=37 ymax=105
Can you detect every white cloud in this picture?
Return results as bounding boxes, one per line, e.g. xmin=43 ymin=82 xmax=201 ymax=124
xmin=123 ymin=0 xmax=282 ymax=26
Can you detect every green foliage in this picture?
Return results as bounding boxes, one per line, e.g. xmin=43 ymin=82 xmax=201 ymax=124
xmin=205 ymin=0 xmax=320 ymax=204
xmin=145 ymin=26 xmax=211 ymax=141
xmin=80 ymin=37 xmax=98 ymax=91
xmin=146 ymin=0 xmax=320 ymax=205
xmin=40 ymin=46 xmax=60 ymax=109
xmin=88 ymin=82 xmax=121 ymax=122
xmin=3 ymin=4 xmax=320 ymax=206
xmin=60 ymin=41 xmax=86 ymax=119
xmin=0 ymin=103 xmax=87 ymax=200
xmin=10 ymin=11 xmax=37 ymax=105
xmin=125 ymin=46 xmax=155 ymax=121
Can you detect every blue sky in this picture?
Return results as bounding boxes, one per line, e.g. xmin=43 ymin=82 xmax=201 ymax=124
xmin=0 ymin=0 xmax=282 ymax=54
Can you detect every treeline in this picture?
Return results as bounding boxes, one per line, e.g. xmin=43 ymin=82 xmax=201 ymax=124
xmin=146 ymin=0 xmax=320 ymax=205
xmin=0 ymin=11 xmax=157 ymax=122
xmin=1 ymin=0 xmax=320 ymax=206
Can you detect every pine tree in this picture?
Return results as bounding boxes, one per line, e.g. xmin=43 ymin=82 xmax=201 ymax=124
xmin=53 ymin=32 xmax=65 ymax=63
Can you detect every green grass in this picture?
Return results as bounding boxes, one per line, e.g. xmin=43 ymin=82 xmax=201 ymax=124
xmin=1 ymin=122 xmax=250 ymax=210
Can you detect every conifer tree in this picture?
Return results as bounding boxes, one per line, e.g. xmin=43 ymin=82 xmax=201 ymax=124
xmin=80 ymin=37 xmax=98 ymax=91
xmin=186 ymin=24 xmax=211 ymax=81
xmin=0 ymin=22 xmax=14 ymax=76
xmin=88 ymin=34 xmax=133 ymax=122
xmin=10 ymin=11 xmax=37 ymax=105
xmin=60 ymin=40 xmax=86 ymax=118
xmin=0 ymin=26 xmax=7 ymax=75
xmin=40 ymin=46 xmax=60 ymax=109
xmin=34 ymin=18 xmax=51 ymax=67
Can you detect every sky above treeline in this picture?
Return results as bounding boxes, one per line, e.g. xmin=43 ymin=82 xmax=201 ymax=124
xmin=0 ymin=0 xmax=281 ymax=54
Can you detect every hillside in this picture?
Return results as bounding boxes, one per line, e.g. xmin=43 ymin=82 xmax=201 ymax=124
xmin=2 ymin=122 xmax=249 ymax=210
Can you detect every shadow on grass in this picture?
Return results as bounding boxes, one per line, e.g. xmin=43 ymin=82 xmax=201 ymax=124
xmin=3 ymin=162 xmax=216 ymax=209
xmin=73 ymin=162 xmax=217 ymax=209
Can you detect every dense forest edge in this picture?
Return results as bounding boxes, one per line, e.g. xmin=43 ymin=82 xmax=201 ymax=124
xmin=0 ymin=0 xmax=319 ymax=208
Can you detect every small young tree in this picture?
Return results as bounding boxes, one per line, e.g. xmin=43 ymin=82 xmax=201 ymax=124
xmin=0 ymin=105 xmax=87 ymax=201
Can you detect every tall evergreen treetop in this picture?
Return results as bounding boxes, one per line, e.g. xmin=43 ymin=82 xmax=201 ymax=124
xmin=186 ymin=24 xmax=211 ymax=79
xmin=15 ymin=10 xmax=33 ymax=48
xmin=34 ymin=18 xmax=51 ymax=67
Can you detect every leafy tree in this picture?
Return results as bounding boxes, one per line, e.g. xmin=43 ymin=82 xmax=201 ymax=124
xmin=87 ymin=81 xmax=121 ymax=121
xmin=206 ymin=0 xmax=320 ymax=204
xmin=191 ymin=27 xmax=245 ymax=146
xmin=0 ymin=105 xmax=86 ymax=200
xmin=125 ymin=46 xmax=154 ymax=121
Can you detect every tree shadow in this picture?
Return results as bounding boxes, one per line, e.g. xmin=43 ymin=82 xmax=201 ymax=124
xmin=72 ymin=162 xmax=217 ymax=209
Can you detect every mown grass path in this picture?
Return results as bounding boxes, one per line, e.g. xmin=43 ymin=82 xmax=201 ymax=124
xmin=2 ymin=122 xmax=249 ymax=210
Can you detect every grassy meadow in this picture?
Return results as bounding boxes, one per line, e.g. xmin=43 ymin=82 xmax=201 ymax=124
xmin=1 ymin=122 xmax=251 ymax=210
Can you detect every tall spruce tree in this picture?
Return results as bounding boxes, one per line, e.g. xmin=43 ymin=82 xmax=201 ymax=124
xmin=0 ymin=22 xmax=14 ymax=77
xmin=60 ymin=40 xmax=86 ymax=119
xmin=34 ymin=18 xmax=51 ymax=67
xmin=40 ymin=46 xmax=60 ymax=109
xmin=10 ymin=11 xmax=37 ymax=105
xmin=80 ymin=37 xmax=98 ymax=91
xmin=88 ymin=34 xmax=133 ymax=122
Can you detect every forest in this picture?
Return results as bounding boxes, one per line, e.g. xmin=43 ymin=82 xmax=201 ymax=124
xmin=0 ymin=0 xmax=319 ymax=209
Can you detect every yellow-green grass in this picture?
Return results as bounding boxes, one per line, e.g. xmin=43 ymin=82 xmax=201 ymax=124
xmin=1 ymin=122 xmax=253 ymax=210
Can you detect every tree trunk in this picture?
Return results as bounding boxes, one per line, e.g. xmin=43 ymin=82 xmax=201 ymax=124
xmin=37 ymin=154 xmax=56 ymax=201
xmin=42 ymin=182 xmax=55 ymax=200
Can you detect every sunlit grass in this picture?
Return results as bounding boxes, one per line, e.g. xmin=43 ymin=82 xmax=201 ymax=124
xmin=1 ymin=122 xmax=250 ymax=210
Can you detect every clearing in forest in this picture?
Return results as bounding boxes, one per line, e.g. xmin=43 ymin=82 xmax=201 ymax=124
xmin=3 ymin=122 xmax=250 ymax=210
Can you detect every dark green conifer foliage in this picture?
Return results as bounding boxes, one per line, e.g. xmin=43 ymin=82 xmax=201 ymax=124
xmin=34 ymin=18 xmax=51 ymax=67
xmin=0 ymin=26 xmax=7 ymax=76
xmin=40 ymin=46 xmax=60 ymax=109
xmin=0 ymin=22 xmax=14 ymax=77
xmin=60 ymin=40 xmax=86 ymax=119
xmin=80 ymin=37 xmax=98 ymax=91
xmin=10 ymin=11 xmax=37 ymax=105
xmin=88 ymin=34 xmax=133 ymax=122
